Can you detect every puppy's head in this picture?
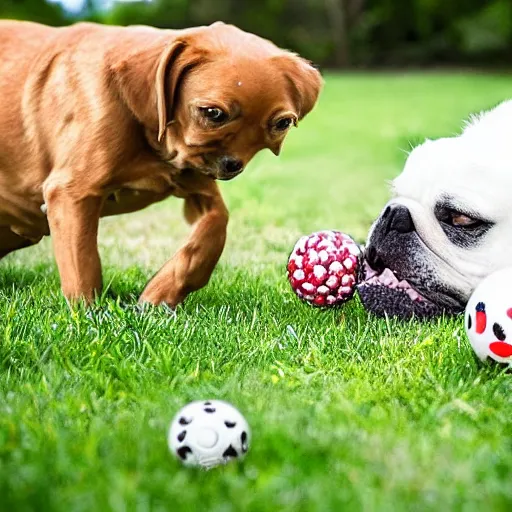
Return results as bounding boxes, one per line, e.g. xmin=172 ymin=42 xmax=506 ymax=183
xmin=358 ymin=101 xmax=512 ymax=318
xmin=112 ymin=23 xmax=322 ymax=180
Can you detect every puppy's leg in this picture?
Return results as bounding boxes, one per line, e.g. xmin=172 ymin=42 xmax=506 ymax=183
xmin=139 ymin=183 xmax=228 ymax=307
xmin=43 ymin=175 xmax=103 ymax=302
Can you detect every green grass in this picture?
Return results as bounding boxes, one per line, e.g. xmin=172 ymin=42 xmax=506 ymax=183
xmin=2 ymin=72 xmax=512 ymax=512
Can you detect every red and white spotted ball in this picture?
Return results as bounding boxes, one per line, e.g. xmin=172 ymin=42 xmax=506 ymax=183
xmin=287 ymin=230 xmax=361 ymax=307
xmin=465 ymin=267 xmax=512 ymax=365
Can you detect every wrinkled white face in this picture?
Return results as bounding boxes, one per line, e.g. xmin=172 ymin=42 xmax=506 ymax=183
xmin=363 ymin=100 xmax=512 ymax=317
xmin=465 ymin=267 xmax=512 ymax=364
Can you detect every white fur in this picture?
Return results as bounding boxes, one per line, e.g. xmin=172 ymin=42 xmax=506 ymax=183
xmin=384 ymin=99 xmax=512 ymax=300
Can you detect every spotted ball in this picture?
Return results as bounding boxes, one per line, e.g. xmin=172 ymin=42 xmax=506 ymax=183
xmin=465 ymin=267 xmax=512 ymax=365
xmin=287 ymin=230 xmax=361 ymax=307
xmin=168 ymin=400 xmax=250 ymax=469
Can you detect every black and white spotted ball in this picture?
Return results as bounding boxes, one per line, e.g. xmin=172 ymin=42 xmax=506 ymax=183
xmin=168 ymin=400 xmax=250 ymax=469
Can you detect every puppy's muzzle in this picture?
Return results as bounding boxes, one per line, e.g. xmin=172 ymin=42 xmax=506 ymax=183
xmin=217 ymin=156 xmax=244 ymax=180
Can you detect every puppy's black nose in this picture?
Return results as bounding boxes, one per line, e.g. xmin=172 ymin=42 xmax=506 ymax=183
xmin=384 ymin=205 xmax=414 ymax=235
xmin=221 ymin=157 xmax=243 ymax=175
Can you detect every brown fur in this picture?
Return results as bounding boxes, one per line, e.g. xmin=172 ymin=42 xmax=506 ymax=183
xmin=0 ymin=20 xmax=322 ymax=307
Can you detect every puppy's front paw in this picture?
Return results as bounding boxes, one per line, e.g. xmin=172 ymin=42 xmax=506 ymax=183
xmin=139 ymin=285 xmax=182 ymax=311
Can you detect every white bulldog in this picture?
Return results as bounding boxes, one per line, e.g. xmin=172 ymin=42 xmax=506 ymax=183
xmin=358 ymin=99 xmax=512 ymax=318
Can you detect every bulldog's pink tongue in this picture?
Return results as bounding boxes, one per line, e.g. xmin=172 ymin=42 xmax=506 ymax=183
xmin=363 ymin=263 xmax=422 ymax=302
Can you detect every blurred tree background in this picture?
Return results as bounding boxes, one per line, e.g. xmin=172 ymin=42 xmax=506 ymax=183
xmin=1 ymin=0 xmax=511 ymax=68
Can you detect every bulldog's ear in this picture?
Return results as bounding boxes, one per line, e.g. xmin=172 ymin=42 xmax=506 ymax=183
xmin=110 ymin=38 xmax=204 ymax=141
xmin=274 ymin=54 xmax=323 ymax=121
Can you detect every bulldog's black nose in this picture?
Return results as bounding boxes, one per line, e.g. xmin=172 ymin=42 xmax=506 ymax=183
xmin=382 ymin=205 xmax=414 ymax=235
xmin=221 ymin=156 xmax=243 ymax=175
xmin=366 ymin=245 xmax=385 ymax=272
xmin=365 ymin=205 xmax=415 ymax=271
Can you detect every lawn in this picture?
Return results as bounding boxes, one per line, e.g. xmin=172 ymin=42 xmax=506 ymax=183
xmin=1 ymin=73 xmax=512 ymax=512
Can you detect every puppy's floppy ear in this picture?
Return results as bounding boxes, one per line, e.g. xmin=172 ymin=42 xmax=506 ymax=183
xmin=274 ymin=54 xmax=323 ymax=120
xmin=110 ymin=37 xmax=204 ymax=141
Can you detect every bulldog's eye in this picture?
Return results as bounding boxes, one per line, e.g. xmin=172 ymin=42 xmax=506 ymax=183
xmin=199 ymin=107 xmax=228 ymax=124
xmin=274 ymin=117 xmax=295 ymax=132
xmin=436 ymin=202 xmax=494 ymax=247
xmin=449 ymin=212 xmax=482 ymax=228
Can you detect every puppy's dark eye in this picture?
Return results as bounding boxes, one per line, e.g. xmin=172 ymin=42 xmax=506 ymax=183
xmin=274 ymin=117 xmax=294 ymax=132
xmin=199 ymin=107 xmax=228 ymax=124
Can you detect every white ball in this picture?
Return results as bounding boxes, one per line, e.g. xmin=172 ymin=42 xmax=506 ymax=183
xmin=465 ymin=267 xmax=512 ymax=364
xmin=168 ymin=400 xmax=250 ymax=469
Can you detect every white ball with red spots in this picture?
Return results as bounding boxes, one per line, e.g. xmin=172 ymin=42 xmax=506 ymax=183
xmin=465 ymin=267 xmax=512 ymax=364
xmin=287 ymin=230 xmax=360 ymax=307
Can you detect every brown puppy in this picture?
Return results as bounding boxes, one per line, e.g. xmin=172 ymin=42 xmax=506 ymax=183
xmin=0 ymin=20 xmax=322 ymax=307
